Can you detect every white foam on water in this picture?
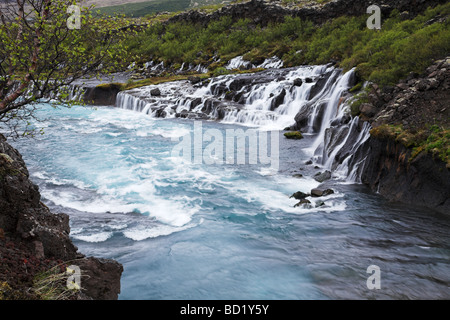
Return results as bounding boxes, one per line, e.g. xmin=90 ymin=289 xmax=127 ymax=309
xmin=73 ymin=232 xmax=113 ymax=243
xmin=123 ymin=219 xmax=203 ymax=241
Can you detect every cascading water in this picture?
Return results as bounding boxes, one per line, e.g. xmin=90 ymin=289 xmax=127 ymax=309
xmin=13 ymin=62 xmax=448 ymax=301
xmin=115 ymin=63 xmax=372 ymax=182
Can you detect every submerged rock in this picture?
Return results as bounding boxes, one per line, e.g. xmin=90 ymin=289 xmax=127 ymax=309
xmin=294 ymin=199 xmax=311 ymax=208
xmin=314 ymin=170 xmax=332 ymax=182
xmin=311 ymin=188 xmax=335 ymax=197
xmin=315 ymin=200 xmax=326 ymax=208
xmin=284 ymin=131 xmax=304 ymax=140
xmin=290 ymin=191 xmax=309 ymax=200
xmin=293 ymin=78 xmax=303 ymax=87
xmin=150 ymin=88 xmax=161 ymax=96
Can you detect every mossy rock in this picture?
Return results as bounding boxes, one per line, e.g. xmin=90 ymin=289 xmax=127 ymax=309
xmin=284 ymin=131 xmax=304 ymax=140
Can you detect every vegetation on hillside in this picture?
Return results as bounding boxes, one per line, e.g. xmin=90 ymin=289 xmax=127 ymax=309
xmin=123 ymin=3 xmax=449 ymax=86
xmin=371 ymin=124 xmax=450 ymax=167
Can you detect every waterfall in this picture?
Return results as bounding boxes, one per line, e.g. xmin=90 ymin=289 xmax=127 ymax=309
xmin=115 ymin=64 xmax=372 ymax=182
xmin=226 ymin=56 xmax=255 ymax=70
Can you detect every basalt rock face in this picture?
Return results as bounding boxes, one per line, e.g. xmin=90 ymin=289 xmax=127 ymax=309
xmin=358 ymin=136 xmax=450 ymax=215
xmin=0 ymin=134 xmax=123 ymax=299
xmin=356 ymin=58 xmax=450 ymax=215
xmin=168 ymin=0 xmax=447 ymax=27
xmin=83 ymin=84 xmax=123 ymax=106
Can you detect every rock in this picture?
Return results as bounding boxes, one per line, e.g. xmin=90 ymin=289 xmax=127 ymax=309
xmin=359 ymin=103 xmax=377 ymax=118
xmin=311 ymin=188 xmax=335 ymax=197
xmin=311 ymin=189 xmax=324 ymax=197
xmin=77 ymin=257 xmax=123 ymax=300
xmin=396 ymin=83 xmax=409 ymax=91
xmin=188 ymin=76 xmax=201 ymax=85
xmin=293 ymin=78 xmax=303 ymax=87
xmin=292 ymin=174 xmax=303 ymax=178
xmin=305 ymin=160 xmax=313 ymax=165
xmin=270 ymin=88 xmax=286 ymax=111
xmin=315 ymin=201 xmax=325 ymax=208
xmin=294 ymin=106 xmax=312 ymax=130
xmin=290 ymin=191 xmax=309 ymax=200
xmin=284 ymin=131 xmax=304 ymax=140
xmin=305 ymin=77 xmax=313 ymax=83
xmin=294 ymin=199 xmax=311 ymax=208
xmin=150 ymin=88 xmax=161 ymax=96
xmin=415 ymin=79 xmax=428 ymax=91
xmin=83 ymin=83 xmax=122 ymax=106
xmin=314 ymin=170 xmax=332 ymax=183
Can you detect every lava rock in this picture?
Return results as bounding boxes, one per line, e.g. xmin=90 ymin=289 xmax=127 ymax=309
xmin=150 ymin=88 xmax=161 ymax=96
xmin=293 ymin=78 xmax=303 ymax=87
xmin=311 ymin=189 xmax=324 ymax=197
xmin=294 ymin=199 xmax=311 ymax=208
xmin=314 ymin=170 xmax=332 ymax=183
xmin=290 ymin=191 xmax=309 ymax=200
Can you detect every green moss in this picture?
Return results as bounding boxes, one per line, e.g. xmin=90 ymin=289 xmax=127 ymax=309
xmin=95 ymin=83 xmax=125 ymax=91
xmin=349 ymin=91 xmax=369 ymax=117
xmin=371 ymin=124 xmax=450 ymax=167
xmin=349 ymin=82 xmax=363 ymax=93
xmin=284 ymin=131 xmax=304 ymax=140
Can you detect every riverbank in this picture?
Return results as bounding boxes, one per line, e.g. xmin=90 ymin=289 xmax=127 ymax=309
xmin=0 ymin=134 xmax=122 ymax=300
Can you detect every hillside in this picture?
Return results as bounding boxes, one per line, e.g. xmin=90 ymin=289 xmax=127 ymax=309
xmin=84 ymin=0 xmax=230 ymax=17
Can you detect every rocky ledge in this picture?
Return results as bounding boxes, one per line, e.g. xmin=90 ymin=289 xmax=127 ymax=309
xmin=0 ymin=134 xmax=123 ymax=300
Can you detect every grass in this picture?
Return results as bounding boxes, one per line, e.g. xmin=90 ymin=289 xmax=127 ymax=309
xmin=32 ymin=263 xmax=83 ymax=300
xmin=371 ymin=124 xmax=450 ymax=167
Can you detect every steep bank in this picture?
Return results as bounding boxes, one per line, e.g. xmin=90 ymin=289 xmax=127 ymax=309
xmin=354 ymin=58 xmax=450 ymax=214
xmin=0 ymin=134 xmax=123 ymax=300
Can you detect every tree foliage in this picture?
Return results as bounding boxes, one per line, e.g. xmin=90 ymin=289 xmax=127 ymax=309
xmin=0 ymin=0 xmax=129 ymax=136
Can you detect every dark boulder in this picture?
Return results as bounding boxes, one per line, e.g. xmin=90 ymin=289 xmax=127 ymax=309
xmin=311 ymin=188 xmax=334 ymax=197
xmin=150 ymin=88 xmax=161 ymax=96
xmin=188 ymin=76 xmax=202 ymax=85
xmin=290 ymin=191 xmax=309 ymax=200
xmin=270 ymin=89 xmax=286 ymax=111
xmin=293 ymin=78 xmax=303 ymax=87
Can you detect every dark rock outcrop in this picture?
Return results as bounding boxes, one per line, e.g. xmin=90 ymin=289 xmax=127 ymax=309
xmin=0 ymin=134 xmax=123 ymax=299
xmin=359 ymin=136 xmax=450 ymax=215
xmin=314 ymin=170 xmax=332 ymax=183
xmin=354 ymin=57 xmax=450 ymax=214
xmin=83 ymin=84 xmax=123 ymax=106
